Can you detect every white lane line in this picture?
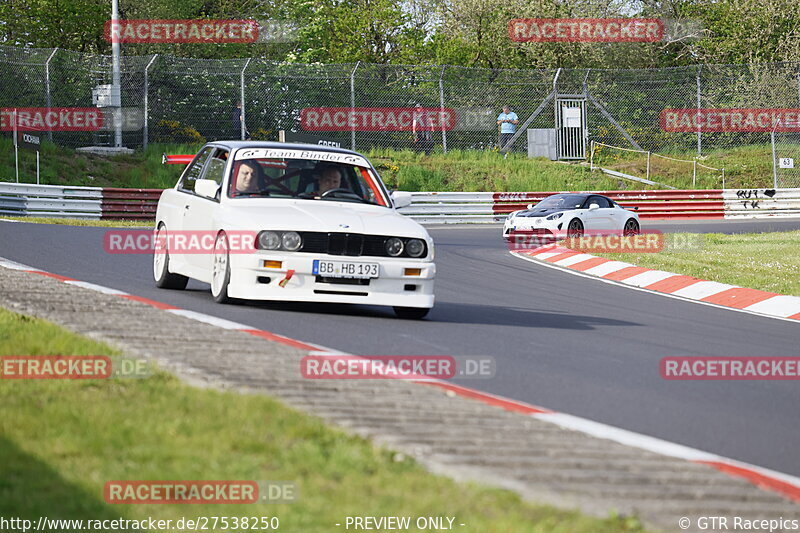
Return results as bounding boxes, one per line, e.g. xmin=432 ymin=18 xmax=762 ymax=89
xmin=535 ymin=412 xmax=717 ymax=462
xmin=65 ymin=280 xmax=129 ymax=295
xmin=672 ymin=281 xmax=736 ymax=300
xmin=0 ymin=258 xmax=40 ymax=271
xmin=744 ymin=295 xmax=800 ymax=318
xmin=536 ymin=412 xmax=800 ymax=490
xmin=166 ymin=309 xmax=254 ymax=330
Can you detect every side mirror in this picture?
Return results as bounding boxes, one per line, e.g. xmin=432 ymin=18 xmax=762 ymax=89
xmin=195 ymin=179 xmax=220 ymax=200
xmin=391 ymin=191 xmax=413 ymax=209
xmin=588 ymin=203 xmax=600 ymax=210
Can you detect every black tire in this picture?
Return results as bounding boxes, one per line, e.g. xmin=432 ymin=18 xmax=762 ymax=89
xmin=211 ymin=232 xmax=232 ymax=304
xmin=624 ymin=218 xmax=640 ymax=236
xmin=153 ymin=223 xmax=189 ymax=290
xmin=393 ymin=306 xmax=430 ymax=319
xmin=567 ymin=218 xmax=584 ymax=238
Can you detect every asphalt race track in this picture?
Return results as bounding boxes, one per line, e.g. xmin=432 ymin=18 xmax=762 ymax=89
xmin=1 ymin=218 xmax=799 ymax=477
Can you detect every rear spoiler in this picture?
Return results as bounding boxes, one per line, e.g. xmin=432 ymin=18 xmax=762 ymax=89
xmin=162 ymin=154 xmax=195 ymax=165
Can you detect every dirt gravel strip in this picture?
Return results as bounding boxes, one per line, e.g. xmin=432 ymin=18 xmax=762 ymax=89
xmin=0 ymin=260 xmax=798 ymax=532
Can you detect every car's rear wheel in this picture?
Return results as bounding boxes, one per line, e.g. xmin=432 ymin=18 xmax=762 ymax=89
xmin=211 ymin=232 xmax=232 ymax=304
xmin=567 ymin=218 xmax=584 ymax=237
xmin=624 ymin=218 xmax=640 ymax=236
xmin=153 ymin=223 xmax=189 ymax=290
xmin=393 ymin=306 xmax=430 ymax=319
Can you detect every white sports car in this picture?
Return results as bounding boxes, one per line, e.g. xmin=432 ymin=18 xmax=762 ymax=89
xmin=154 ymin=141 xmax=435 ymax=319
xmin=502 ymin=193 xmax=640 ymax=241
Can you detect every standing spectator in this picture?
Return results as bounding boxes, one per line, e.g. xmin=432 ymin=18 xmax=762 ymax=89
xmin=497 ymin=105 xmax=519 ymax=151
xmin=232 ymin=101 xmax=250 ymax=140
xmin=412 ymin=103 xmax=434 ymax=155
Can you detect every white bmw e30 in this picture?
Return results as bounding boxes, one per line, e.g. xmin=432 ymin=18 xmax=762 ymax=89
xmin=153 ymin=141 xmax=435 ymax=319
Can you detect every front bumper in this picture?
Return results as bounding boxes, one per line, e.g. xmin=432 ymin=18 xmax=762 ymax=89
xmin=226 ymin=252 xmax=435 ymax=308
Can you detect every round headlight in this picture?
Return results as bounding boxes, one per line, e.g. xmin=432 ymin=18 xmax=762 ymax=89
xmin=406 ymin=238 xmax=425 ymax=258
xmin=281 ymin=231 xmax=302 ymax=251
xmin=258 ymin=231 xmax=281 ymax=250
xmin=385 ymin=237 xmax=404 ymax=257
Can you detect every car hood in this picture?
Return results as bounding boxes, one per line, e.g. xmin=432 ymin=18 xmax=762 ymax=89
xmin=219 ymin=199 xmax=429 ymax=237
xmin=515 ymin=207 xmax=572 ymax=218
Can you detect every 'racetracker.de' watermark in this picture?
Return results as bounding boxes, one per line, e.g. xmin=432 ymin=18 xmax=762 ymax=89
xmin=0 ymin=356 xmax=152 ymax=379
xmin=509 ymin=18 xmax=664 ymax=42
xmin=661 ymin=357 xmax=800 ymax=380
xmin=301 ymin=355 xmax=495 ymax=380
xmin=104 ymin=230 xmax=257 ymax=255
xmin=507 ymin=230 xmax=705 ymax=253
xmin=661 ymin=108 xmax=800 ymax=132
xmin=104 ymin=481 xmax=296 ymax=504
xmin=104 ymin=19 xmax=297 ymax=44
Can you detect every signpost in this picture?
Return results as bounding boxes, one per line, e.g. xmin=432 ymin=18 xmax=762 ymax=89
xmin=16 ymin=129 xmax=42 ymax=184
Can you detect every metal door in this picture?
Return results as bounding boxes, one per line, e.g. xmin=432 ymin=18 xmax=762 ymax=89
xmin=556 ymin=98 xmax=587 ymax=160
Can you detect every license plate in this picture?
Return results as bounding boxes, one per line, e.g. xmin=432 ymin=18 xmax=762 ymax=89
xmin=313 ymin=260 xmax=379 ymax=279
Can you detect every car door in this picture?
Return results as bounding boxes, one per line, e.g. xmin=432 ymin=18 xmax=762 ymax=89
xmin=583 ymin=195 xmax=615 ymax=231
xmin=168 ymin=147 xmax=213 ymax=274
xmin=183 ymin=148 xmax=229 ymax=276
xmin=608 ymin=200 xmax=631 ymax=231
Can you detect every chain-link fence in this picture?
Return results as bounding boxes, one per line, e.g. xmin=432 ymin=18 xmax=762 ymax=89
xmin=3 ymin=43 xmax=800 ymax=159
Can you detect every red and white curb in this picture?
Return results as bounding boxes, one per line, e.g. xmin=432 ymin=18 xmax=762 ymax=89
xmin=512 ymin=244 xmax=800 ymax=322
xmin=1 ymin=256 xmax=799 ymax=504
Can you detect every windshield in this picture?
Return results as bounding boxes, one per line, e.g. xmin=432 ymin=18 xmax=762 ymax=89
xmin=533 ymin=194 xmax=587 ymax=210
xmin=227 ymin=154 xmax=389 ymax=207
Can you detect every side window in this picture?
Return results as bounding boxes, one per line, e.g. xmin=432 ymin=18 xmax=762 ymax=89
xmin=178 ymin=147 xmax=213 ymax=193
xmin=594 ymin=196 xmax=612 ymax=208
xmin=203 ymin=149 xmax=229 ymax=186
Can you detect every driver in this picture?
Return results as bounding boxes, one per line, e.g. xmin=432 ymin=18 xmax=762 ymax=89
xmin=315 ymin=165 xmax=343 ymax=195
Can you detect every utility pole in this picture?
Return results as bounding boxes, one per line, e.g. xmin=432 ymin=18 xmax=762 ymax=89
xmin=111 ymin=0 xmax=122 ymax=147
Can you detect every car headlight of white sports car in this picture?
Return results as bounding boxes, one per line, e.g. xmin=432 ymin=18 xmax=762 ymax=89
xmin=546 ymin=212 xmax=564 ymax=221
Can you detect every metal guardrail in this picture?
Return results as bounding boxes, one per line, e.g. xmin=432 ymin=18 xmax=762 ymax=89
xmin=2 ymin=182 xmax=798 ymax=222
xmin=723 ymin=188 xmax=800 ymax=218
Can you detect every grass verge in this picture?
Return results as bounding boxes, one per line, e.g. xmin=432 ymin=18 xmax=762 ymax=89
xmin=595 ymin=231 xmax=800 ymax=297
xmin=0 ymin=216 xmax=152 ymax=227
xmin=0 ymin=307 xmax=646 ymax=532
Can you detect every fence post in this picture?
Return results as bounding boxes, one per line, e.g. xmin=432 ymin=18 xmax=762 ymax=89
xmin=552 ymin=68 xmax=562 ymax=158
xmin=692 ymin=159 xmax=697 ymax=187
xmin=439 ymin=65 xmax=447 ymax=154
xmin=696 ymin=66 xmax=702 ymax=156
xmin=589 ymin=140 xmax=594 ymax=171
xmin=143 ymin=54 xmax=158 ymax=149
xmin=721 ymin=168 xmax=725 ymax=189
xmin=44 ymin=47 xmax=58 ymax=143
xmin=13 ymin=109 xmax=18 ymax=183
xmin=350 ymin=61 xmax=360 ymax=151
xmin=646 ymin=151 xmax=651 ymax=181
xmin=240 ymin=58 xmax=252 ymax=140
xmin=771 ymin=130 xmax=779 ymax=189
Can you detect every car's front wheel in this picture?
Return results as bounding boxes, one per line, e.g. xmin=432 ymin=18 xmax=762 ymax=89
xmin=624 ymin=218 xmax=640 ymax=236
xmin=393 ymin=306 xmax=430 ymax=319
xmin=153 ymin=223 xmax=189 ymax=290
xmin=211 ymin=232 xmax=232 ymax=304
xmin=567 ymin=218 xmax=584 ymax=237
